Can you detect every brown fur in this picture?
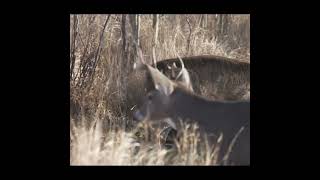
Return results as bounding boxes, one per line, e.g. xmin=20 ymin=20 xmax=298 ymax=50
xmin=157 ymin=55 xmax=250 ymax=101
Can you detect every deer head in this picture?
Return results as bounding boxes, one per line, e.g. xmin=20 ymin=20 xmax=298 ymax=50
xmin=133 ymin=64 xmax=178 ymax=122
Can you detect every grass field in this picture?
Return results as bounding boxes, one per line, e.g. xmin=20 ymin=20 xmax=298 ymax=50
xmin=70 ymin=14 xmax=250 ymax=165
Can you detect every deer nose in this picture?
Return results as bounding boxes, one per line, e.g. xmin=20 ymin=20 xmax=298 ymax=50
xmin=133 ymin=110 xmax=144 ymax=121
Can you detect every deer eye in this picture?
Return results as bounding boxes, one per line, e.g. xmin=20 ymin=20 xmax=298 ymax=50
xmin=147 ymin=94 xmax=153 ymax=100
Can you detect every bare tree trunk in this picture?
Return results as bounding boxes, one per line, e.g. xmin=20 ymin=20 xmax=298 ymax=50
xmin=128 ymin=14 xmax=139 ymax=70
xmin=88 ymin=14 xmax=111 ymax=89
xmin=176 ymin=15 xmax=181 ymax=30
xmin=204 ymin=14 xmax=208 ymax=28
xmin=186 ymin=16 xmax=192 ymax=55
xmin=168 ymin=14 xmax=175 ymax=29
xmin=152 ymin=14 xmax=159 ymax=68
xmin=136 ymin=15 xmax=140 ymax=47
xmin=129 ymin=15 xmax=139 ymax=45
xmin=121 ymin=14 xmax=127 ymax=53
xmin=208 ymin=15 xmax=216 ymax=41
xmin=123 ymin=14 xmax=141 ymax=128
xmin=216 ymin=15 xmax=222 ymax=39
xmin=222 ymin=14 xmax=230 ymax=37
xmin=216 ymin=14 xmax=230 ymax=43
xmin=70 ymin=15 xmax=78 ymax=80
xmin=198 ymin=14 xmax=204 ymax=28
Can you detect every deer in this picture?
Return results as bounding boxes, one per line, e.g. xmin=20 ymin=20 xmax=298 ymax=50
xmin=132 ymin=51 xmax=250 ymax=165
xmin=156 ymin=55 xmax=250 ymax=101
xmin=126 ymin=54 xmax=250 ymax=121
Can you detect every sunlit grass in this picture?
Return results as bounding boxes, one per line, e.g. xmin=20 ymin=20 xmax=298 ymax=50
xmin=70 ymin=117 xmax=225 ymax=165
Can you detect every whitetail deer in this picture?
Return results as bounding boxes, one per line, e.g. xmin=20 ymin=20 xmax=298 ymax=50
xmin=157 ymin=55 xmax=250 ymax=101
xmin=126 ymin=54 xmax=249 ymax=120
xmin=132 ymin=59 xmax=250 ymax=165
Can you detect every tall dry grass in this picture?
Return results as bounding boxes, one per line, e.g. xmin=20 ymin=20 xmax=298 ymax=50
xmin=70 ymin=116 xmax=226 ymax=165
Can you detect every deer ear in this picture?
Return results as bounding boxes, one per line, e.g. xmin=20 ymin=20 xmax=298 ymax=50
xmin=146 ymin=65 xmax=174 ymax=96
